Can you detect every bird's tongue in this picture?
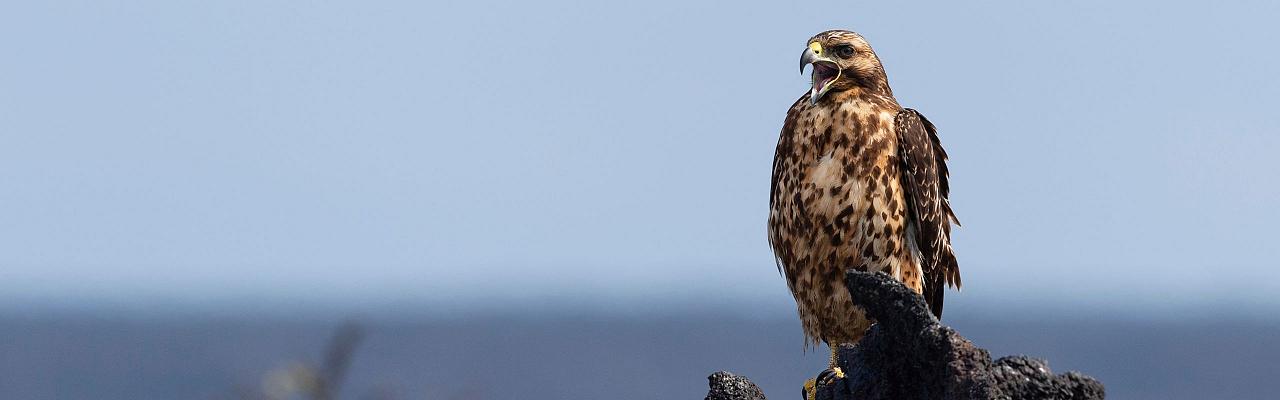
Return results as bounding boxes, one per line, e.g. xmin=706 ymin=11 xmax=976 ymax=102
xmin=811 ymin=64 xmax=836 ymax=96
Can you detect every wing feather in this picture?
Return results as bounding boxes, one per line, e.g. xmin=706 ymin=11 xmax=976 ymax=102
xmin=895 ymin=108 xmax=960 ymax=319
xmin=768 ymin=95 xmax=810 ymax=275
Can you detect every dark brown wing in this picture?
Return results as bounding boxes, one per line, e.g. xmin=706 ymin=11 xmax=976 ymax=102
xmin=767 ymin=96 xmax=810 ymax=275
xmin=895 ymin=108 xmax=960 ymax=319
xmin=769 ymin=95 xmax=808 ymax=209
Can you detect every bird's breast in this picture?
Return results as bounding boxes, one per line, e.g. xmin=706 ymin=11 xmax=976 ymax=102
xmin=804 ymin=152 xmax=865 ymax=219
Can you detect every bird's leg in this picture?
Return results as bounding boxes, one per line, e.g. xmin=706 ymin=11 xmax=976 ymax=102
xmin=819 ymin=346 xmax=845 ymax=381
xmin=803 ymin=347 xmax=846 ymax=400
xmin=827 ymin=347 xmax=844 ymax=376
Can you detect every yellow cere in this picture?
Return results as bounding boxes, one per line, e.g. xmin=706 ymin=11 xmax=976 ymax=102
xmin=808 ymin=42 xmax=823 ymax=54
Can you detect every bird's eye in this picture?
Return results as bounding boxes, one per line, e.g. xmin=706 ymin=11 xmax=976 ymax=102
xmin=835 ymin=46 xmax=856 ymax=58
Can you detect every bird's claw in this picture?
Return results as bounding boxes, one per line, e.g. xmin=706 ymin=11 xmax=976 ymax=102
xmin=802 ymin=367 xmax=844 ymax=400
xmin=818 ymin=366 xmax=845 ymax=382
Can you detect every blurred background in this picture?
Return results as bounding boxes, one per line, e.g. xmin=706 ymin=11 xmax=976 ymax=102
xmin=2 ymin=1 xmax=1278 ymax=399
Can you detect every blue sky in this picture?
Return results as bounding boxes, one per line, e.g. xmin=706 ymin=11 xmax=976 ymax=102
xmin=1 ymin=1 xmax=1277 ymax=316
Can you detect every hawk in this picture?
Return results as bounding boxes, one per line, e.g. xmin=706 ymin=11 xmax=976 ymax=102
xmin=767 ymin=30 xmax=961 ymax=393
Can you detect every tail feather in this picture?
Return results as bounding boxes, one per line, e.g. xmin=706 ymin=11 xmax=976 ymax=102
xmin=924 ymin=272 xmax=946 ymax=319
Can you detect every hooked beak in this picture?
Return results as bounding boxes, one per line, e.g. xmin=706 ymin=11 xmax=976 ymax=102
xmin=799 ymin=47 xmax=819 ymax=74
xmin=800 ymin=46 xmax=841 ymax=105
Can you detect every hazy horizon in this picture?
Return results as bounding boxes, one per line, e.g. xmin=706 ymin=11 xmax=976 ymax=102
xmin=2 ymin=313 xmax=1276 ymax=400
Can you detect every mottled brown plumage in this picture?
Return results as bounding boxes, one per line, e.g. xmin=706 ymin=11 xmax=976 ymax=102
xmin=768 ymin=30 xmax=960 ymax=349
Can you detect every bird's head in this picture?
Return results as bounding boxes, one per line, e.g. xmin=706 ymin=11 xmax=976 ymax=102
xmin=800 ymin=30 xmax=891 ymax=104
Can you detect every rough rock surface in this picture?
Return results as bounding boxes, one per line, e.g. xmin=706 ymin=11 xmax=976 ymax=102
xmin=989 ymin=356 xmax=1106 ymax=400
xmin=705 ymin=371 xmax=767 ymax=400
xmin=706 ymin=270 xmax=1105 ymax=400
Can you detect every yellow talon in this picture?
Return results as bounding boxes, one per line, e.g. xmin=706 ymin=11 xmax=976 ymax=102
xmin=807 ymin=347 xmax=845 ymax=400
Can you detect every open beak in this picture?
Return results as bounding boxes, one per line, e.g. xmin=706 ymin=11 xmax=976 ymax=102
xmin=800 ymin=47 xmax=840 ymax=105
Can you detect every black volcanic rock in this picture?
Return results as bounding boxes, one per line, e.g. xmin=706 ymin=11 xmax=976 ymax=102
xmin=707 ymin=270 xmax=1105 ymax=400
xmin=705 ymin=371 xmax=767 ymax=400
xmin=989 ymin=356 xmax=1106 ymax=400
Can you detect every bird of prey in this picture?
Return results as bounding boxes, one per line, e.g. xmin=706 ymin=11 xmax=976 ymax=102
xmin=767 ymin=30 xmax=961 ymax=395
